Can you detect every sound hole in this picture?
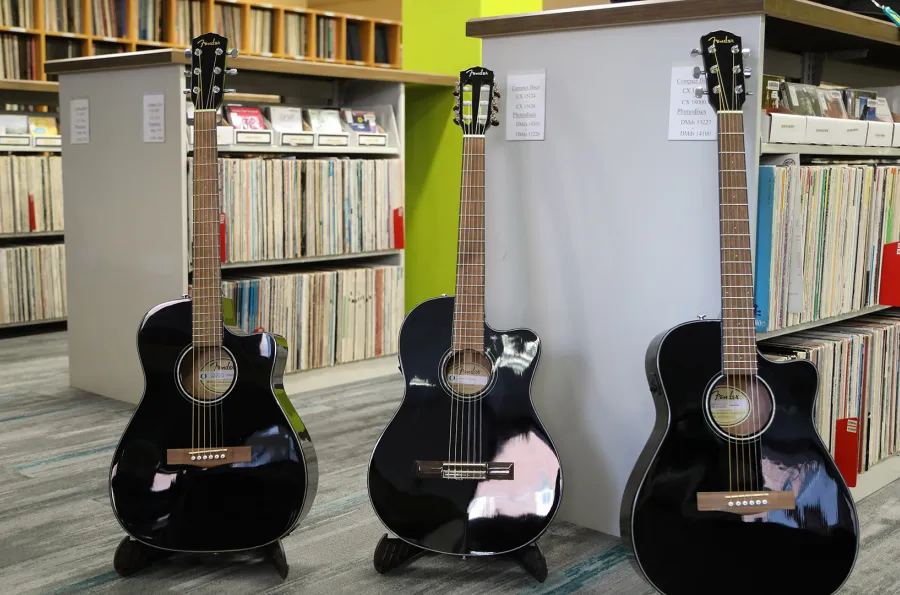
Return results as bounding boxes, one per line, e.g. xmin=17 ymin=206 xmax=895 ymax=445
xmin=705 ymin=375 xmax=774 ymax=441
xmin=177 ymin=346 xmax=237 ymax=403
xmin=443 ymin=349 xmax=492 ymax=398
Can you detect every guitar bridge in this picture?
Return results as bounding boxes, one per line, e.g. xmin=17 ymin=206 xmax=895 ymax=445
xmin=166 ymin=446 xmax=251 ymax=468
xmin=415 ymin=460 xmax=514 ymax=480
xmin=697 ymin=490 xmax=795 ymax=514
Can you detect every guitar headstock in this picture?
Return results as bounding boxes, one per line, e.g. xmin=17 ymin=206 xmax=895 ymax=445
xmin=692 ymin=31 xmax=752 ymax=113
xmin=185 ymin=33 xmax=238 ymax=110
xmin=453 ymin=66 xmax=500 ymax=134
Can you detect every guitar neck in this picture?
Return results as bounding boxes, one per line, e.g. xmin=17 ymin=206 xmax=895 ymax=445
xmin=192 ymin=110 xmax=222 ymax=348
xmin=717 ymin=111 xmax=756 ymax=376
xmin=452 ymin=135 xmax=486 ymax=352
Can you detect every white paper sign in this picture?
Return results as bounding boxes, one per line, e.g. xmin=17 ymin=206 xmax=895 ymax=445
xmin=70 ymin=98 xmax=90 ymax=144
xmin=668 ymin=66 xmax=716 ymax=141
xmin=143 ymin=94 xmax=165 ymax=143
xmin=506 ymin=71 xmax=545 ymax=141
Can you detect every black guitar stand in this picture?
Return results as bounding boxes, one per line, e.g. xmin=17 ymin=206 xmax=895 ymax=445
xmin=372 ymin=534 xmax=548 ymax=583
xmin=112 ymin=537 xmax=290 ymax=580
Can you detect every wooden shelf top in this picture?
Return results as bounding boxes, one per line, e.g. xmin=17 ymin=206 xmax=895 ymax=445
xmin=44 ymin=49 xmax=456 ymax=86
xmin=0 ymin=79 xmax=60 ymax=94
xmin=467 ymin=0 xmax=900 ymax=54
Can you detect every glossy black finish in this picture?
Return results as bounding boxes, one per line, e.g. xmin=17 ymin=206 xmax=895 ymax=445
xmin=110 ymin=299 xmax=317 ymax=553
xmin=368 ymin=296 xmax=562 ymax=556
xmin=621 ymin=320 xmax=859 ymax=595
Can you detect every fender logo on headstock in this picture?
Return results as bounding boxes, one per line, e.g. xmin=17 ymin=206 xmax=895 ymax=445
xmin=198 ymin=39 xmax=221 ymax=46
xmin=710 ymin=36 xmax=734 ymax=44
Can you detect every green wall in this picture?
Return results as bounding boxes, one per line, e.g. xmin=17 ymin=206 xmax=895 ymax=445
xmin=402 ymin=0 xmax=541 ymax=312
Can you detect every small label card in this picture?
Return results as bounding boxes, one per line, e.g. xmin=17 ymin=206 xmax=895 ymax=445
xmin=281 ymin=132 xmax=315 ymax=146
xmin=357 ymin=133 xmax=387 ymax=146
xmin=70 ymin=98 xmax=90 ymax=144
xmin=668 ymin=66 xmax=716 ymax=141
xmin=143 ymin=94 xmax=165 ymax=143
xmin=0 ymin=135 xmax=30 ymax=146
xmin=317 ymin=134 xmax=349 ymax=147
xmin=506 ymin=70 xmax=546 ymax=141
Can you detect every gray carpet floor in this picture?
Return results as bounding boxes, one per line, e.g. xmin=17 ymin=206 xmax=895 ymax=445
xmin=0 ymin=330 xmax=897 ymax=594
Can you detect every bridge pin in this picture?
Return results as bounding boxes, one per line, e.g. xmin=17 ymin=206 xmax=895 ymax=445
xmin=742 ymin=500 xmax=749 ymax=506
xmin=762 ymin=499 xmax=768 ymax=505
xmin=202 ymin=455 xmax=208 ymax=460
xmin=734 ymin=501 xmax=741 ymax=506
xmin=191 ymin=456 xmax=196 ymax=460
xmin=756 ymin=500 xmax=762 ymax=505
xmin=727 ymin=501 xmax=734 ymax=507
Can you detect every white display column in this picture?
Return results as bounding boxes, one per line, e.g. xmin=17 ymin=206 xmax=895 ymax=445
xmin=478 ymin=14 xmax=762 ymax=536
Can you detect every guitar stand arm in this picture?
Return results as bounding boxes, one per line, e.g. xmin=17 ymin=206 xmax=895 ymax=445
xmin=112 ymin=537 xmax=289 ymax=580
xmin=372 ymin=534 xmax=547 ymax=583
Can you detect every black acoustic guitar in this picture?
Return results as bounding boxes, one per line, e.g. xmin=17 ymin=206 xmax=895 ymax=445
xmin=368 ymin=67 xmax=563 ymax=559
xmin=109 ymin=33 xmax=317 ymax=556
xmin=621 ymin=32 xmax=859 ymax=595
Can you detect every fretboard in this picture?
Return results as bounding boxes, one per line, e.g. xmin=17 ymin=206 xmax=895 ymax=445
xmin=192 ymin=110 xmax=222 ymax=347
xmin=452 ymin=135 xmax=485 ymax=352
xmin=717 ymin=111 xmax=756 ymax=376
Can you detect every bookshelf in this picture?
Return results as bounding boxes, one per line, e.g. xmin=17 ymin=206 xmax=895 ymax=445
xmin=469 ymin=0 xmax=900 ymax=536
xmin=0 ymin=142 xmax=66 ymax=329
xmin=45 ymin=49 xmax=450 ymax=404
xmin=0 ymin=0 xmax=401 ymax=87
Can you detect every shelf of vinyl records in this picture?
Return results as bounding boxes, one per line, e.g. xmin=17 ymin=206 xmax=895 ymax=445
xmin=0 ymin=0 xmax=400 ymax=85
xmin=753 ymin=160 xmax=900 ymax=339
xmin=0 ymin=144 xmax=66 ymax=328
xmin=758 ymin=307 xmax=900 ymax=497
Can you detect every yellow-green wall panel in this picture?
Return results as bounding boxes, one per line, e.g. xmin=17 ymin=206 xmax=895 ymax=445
xmin=402 ymin=0 xmax=540 ymax=311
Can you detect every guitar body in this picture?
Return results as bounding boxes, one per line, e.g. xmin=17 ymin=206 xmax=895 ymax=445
xmin=368 ymin=296 xmax=563 ymax=556
xmin=109 ymin=298 xmax=318 ymax=552
xmin=622 ymin=319 xmax=859 ymax=595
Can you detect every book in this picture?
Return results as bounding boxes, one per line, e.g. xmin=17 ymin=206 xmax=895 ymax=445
xmin=341 ymin=109 xmax=378 ymax=133
xmin=307 ymin=109 xmax=343 ymax=133
xmin=816 ymin=88 xmax=849 ymax=119
xmin=0 ymin=114 xmax=28 ymax=134
xmin=782 ymin=82 xmax=821 ymax=116
xmin=28 ymin=116 xmax=58 ymax=136
xmin=0 ymin=155 xmax=65 ymax=233
xmin=762 ymin=75 xmax=785 ymax=111
xmin=268 ymin=106 xmax=309 ymax=133
xmin=226 ymin=106 xmax=266 ymax=130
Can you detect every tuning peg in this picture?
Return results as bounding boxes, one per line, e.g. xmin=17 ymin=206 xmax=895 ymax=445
xmin=692 ymin=67 xmax=705 ymax=79
xmin=184 ymin=48 xmax=192 ymax=58
xmin=183 ymin=89 xmax=191 ymax=95
xmin=691 ymin=47 xmax=702 ymax=57
xmin=226 ymin=68 xmax=238 ymax=75
xmin=223 ymin=89 xmax=235 ymax=94
xmin=742 ymin=48 xmax=750 ymax=57
xmin=453 ymin=89 xmax=460 ymax=97
xmin=694 ymin=87 xmax=707 ymax=98
xmin=747 ymin=91 xmax=754 ymax=96
xmin=453 ymin=104 xmax=460 ymax=113
xmin=744 ymin=67 xmax=752 ymax=78
xmin=453 ymin=117 xmax=460 ymax=126
xmin=493 ymin=86 xmax=501 ymax=98
xmin=228 ymin=48 xmax=239 ymax=58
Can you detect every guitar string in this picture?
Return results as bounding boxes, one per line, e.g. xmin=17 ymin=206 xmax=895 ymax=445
xmin=713 ymin=46 xmax=735 ymax=493
xmin=464 ymin=96 xmax=475 ymax=471
xmin=730 ymin=59 xmax=761 ymax=495
xmin=449 ymin=90 xmax=465 ymax=469
xmin=476 ymin=117 xmax=483 ymax=469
